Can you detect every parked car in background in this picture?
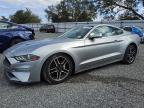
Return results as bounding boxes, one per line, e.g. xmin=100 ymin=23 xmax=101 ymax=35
xmin=0 ymin=20 xmax=35 ymax=53
xmin=3 ymin=24 xmax=140 ymax=84
xmin=123 ymin=26 xmax=144 ymax=43
xmin=39 ymin=24 xmax=55 ymax=33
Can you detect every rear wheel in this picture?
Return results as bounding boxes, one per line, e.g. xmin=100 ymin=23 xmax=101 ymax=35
xmin=42 ymin=54 xmax=74 ymax=84
xmin=10 ymin=38 xmax=23 ymax=46
xmin=122 ymin=44 xmax=137 ymax=64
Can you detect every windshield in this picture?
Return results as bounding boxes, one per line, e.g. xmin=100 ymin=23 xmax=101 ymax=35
xmin=61 ymin=26 xmax=93 ymax=39
xmin=0 ymin=21 xmax=17 ymax=29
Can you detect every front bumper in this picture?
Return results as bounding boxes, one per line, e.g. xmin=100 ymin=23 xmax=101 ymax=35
xmin=3 ymin=55 xmax=41 ymax=83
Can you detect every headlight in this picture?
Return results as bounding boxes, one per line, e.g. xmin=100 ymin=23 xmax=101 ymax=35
xmin=14 ymin=54 xmax=40 ymax=62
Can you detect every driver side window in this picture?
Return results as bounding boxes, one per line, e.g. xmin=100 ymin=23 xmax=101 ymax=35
xmin=90 ymin=26 xmax=123 ymax=38
xmin=90 ymin=26 xmax=111 ymax=38
xmin=90 ymin=28 xmax=103 ymax=38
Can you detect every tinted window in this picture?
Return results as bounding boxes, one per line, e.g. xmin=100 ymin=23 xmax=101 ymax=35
xmin=0 ymin=22 xmax=16 ymax=29
xmin=109 ymin=26 xmax=123 ymax=35
xmin=48 ymin=25 xmax=54 ymax=29
xmin=41 ymin=25 xmax=48 ymax=28
xmin=0 ymin=22 xmax=10 ymax=29
xmin=41 ymin=25 xmax=54 ymax=29
xmin=91 ymin=26 xmax=123 ymax=37
xmin=123 ymin=27 xmax=132 ymax=32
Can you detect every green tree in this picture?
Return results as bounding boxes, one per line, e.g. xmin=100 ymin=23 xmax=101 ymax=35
xmin=45 ymin=0 xmax=97 ymax=22
xmin=118 ymin=11 xmax=140 ymax=20
xmin=10 ymin=9 xmax=41 ymax=24
xmin=95 ymin=0 xmax=144 ymax=20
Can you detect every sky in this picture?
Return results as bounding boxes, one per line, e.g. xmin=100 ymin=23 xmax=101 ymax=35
xmin=0 ymin=0 xmax=62 ymax=23
xmin=0 ymin=0 xmax=144 ymax=23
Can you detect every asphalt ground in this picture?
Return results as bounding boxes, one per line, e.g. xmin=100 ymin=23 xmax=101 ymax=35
xmin=0 ymin=32 xmax=144 ymax=108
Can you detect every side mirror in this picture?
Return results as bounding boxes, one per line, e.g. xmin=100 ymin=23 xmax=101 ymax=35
xmin=88 ymin=36 xmax=95 ymax=40
xmin=88 ymin=33 xmax=103 ymax=40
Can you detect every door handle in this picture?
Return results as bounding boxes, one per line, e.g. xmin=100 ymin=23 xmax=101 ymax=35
xmin=114 ymin=40 xmax=123 ymax=42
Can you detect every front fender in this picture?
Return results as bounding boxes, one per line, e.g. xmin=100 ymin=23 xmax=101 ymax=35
xmin=40 ymin=50 xmax=78 ymax=72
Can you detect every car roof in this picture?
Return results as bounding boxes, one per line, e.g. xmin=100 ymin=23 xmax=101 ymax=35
xmin=95 ymin=24 xmax=124 ymax=30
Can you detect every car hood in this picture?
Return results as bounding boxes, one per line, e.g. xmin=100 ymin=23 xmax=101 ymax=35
xmin=18 ymin=25 xmax=34 ymax=31
xmin=4 ymin=37 xmax=80 ymax=56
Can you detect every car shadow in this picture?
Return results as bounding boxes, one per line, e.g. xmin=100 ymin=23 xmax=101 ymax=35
xmin=66 ymin=62 xmax=144 ymax=85
xmin=67 ymin=73 xmax=144 ymax=84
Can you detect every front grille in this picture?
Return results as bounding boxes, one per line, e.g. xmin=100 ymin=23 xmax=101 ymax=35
xmin=3 ymin=58 xmax=11 ymax=67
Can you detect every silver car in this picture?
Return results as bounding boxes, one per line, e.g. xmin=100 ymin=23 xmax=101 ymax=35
xmin=3 ymin=24 xmax=140 ymax=84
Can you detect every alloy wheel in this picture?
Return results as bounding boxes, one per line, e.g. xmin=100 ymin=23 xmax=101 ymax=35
xmin=48 ymin=56 xmax=70 ymax=81
xmin=126 ymin=45 xmax=137 ymax=63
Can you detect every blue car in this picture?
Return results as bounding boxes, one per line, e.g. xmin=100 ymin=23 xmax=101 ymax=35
xmin=0 ymin=20 xmax=35 ymax=53
xmin=123 ymin=26 xmax=144 ymax=43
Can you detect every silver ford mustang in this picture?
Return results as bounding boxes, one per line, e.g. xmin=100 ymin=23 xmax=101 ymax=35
xmin=3 ymin=24 xmax=140 ymax=84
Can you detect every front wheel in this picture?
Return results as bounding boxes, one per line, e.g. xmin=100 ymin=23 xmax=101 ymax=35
xmin=42 ymin=54 xmax=74 ymax=84
xmin=122 ymin=44 xmax=137 ymax=64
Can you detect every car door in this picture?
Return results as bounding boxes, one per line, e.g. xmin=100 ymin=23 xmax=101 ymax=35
xmin=79 ymin=25 xmax=124 ymax=70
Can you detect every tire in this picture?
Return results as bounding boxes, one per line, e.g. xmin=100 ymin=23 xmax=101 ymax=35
xmin=42 ymin=54 xmax=74 ymax=84
xmin=10 ymin=38 xmax=23 ymax=46
xmin=122 ymin=44 xmax=137 ymax=64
